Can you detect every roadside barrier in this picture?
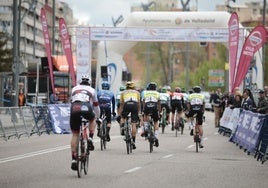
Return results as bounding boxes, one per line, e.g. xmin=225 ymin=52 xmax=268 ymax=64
xmin=0 ymin=105 xmax=52 ymax=141
xmin=219 ymin=107 xmax=268 ymax=164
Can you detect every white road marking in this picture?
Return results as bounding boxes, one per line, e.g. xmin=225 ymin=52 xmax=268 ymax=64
xmin=0 ymin=145 xmax=70 ymax=164
xmin=187 ymin=145 xmax=194 ymax=149
xmin=162 ymin=154 xmax=173 ymax=159
xmin=0 ymin=135 xmax=122 ymax=164
xmin=124 ymin=167 xmax=142 ymax=173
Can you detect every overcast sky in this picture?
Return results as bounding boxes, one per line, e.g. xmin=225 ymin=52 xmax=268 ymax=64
xmin=60 ymin=0 xmax=252 ymax=26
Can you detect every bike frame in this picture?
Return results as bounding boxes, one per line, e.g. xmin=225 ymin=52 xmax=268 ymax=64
xmin=124 ymin=115 xmax=133 ymax=154
xmin=77 ymin=117 xmax=90 ymax=178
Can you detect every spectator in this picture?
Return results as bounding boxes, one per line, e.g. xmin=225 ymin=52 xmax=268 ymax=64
xmin=241 ymin=88 xmax=256 ymax=111
xmin=256 ymin=89 xmax=268 ymax=114
xmin=230 ymin=92 xmax=242 ymax=109
xmin=49 ymin=91 xmax=59 ymax=104
xmin=18 ymin=89 xmax=26 ymax=107
xmin=264 ymin=85 xmax=268 ymax=98
xmin=211 ymin=88 xmax=222 ymax=127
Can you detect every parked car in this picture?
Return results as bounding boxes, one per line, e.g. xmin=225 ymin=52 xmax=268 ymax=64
xmin=202 ymin=91 xmax=213 ymax=111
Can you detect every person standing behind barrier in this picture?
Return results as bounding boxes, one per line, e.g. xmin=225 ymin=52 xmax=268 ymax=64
xmin=241 ymin=88 xmax=256 ymax=111
xmin=97 ymin=81 xmax=116 ymax=142
xmin=256 ymin=89 xmax=268 ymax=114
xmin=211 ymin=88 xmax=222 ymax=128
xmin=18 ymin=89 xmax=26 ymax=107
xmin=69 ymin=74 xmax=100 ymax=171
xmin=49 ymin=91 xmax=59 ymax=104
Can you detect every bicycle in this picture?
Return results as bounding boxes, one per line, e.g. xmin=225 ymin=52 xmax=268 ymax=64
xmin=145 ymin=113 xmax=155 ymax=153
xmin=159 ymin=107 xmax=167 ymax=134
xmin=98 ymin=110 xmax=107 ymax=151
xmin=123 ymin=115 xmax=133 ymax=154
xmin=76 ymin=116 xmax=90 ymax=178
xmin=190 ymin=116 xmax=201 ymax=153
xmin=174 ymin=111 xmax=184 ymax=137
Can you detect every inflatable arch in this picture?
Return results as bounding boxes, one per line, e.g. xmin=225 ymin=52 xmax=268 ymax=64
xmin=93 ymin=11 xmax=263 ymax=93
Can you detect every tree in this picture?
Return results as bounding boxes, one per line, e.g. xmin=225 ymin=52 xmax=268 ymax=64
xmin=0 ymin=32 xmax=12 ymax=72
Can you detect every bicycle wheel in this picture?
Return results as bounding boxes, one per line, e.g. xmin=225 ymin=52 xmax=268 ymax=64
xmin=84 ymin=139 xmax=89 ymax=175
xmin=175 ymin=121 xmax=178 ymax=137
xmin=180 ymin=119 xmax=184 ymax=135
xmin=77 ymin=134 xmax=83 ymax=178
xmin=149 ymin=135 xmax=154 ymax=153
xmin=125 ymin=124 xmax=131 ymax=154
xmin=102 ymin=120 xmax=107 ymax=150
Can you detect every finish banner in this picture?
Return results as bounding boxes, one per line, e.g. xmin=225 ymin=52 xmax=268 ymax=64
xmin=228 ymin=12 xmax=239 ymax=92
xmin=233 ymin=25 xmax=267 ymax=91
xmin=40 ymin=8 xmax=55 ymax=93
xmin=230 ymin=110 xmax=266 ymax=153
xmin=59 ymin=18 xmax=76 ymax=86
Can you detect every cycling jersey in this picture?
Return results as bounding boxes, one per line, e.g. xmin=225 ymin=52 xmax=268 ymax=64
xmin=170 ymin=92 xmax=185 ymax=112
xmin=142 ymin=90 xmax=160 ymax=122
xmin=70 ymin=84 xmax=99 ymax=131
xmin=120 ymin=89 xmax=140 ymax=123
xmin=159 ymin=92 xmax=170 ymax=105
xmin=187 ymin=93 xmax=205 ymax=125
xmin=120 ymin=90 xmax=140 ymax=103
xmin=97 ymin=90 xmax=115 ymax=109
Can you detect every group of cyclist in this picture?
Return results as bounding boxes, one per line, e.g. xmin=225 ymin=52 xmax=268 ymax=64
xmin=69 ymin=74 xmax=205 ymax=171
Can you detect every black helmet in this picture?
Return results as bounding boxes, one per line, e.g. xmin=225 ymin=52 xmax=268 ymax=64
xmin=101 ymin=81 xmax=110 ymax=90
xmin=147 ymin=82 xmax=157 ymax=90
xmin=192 ymin=86 xmax=201 ymax=93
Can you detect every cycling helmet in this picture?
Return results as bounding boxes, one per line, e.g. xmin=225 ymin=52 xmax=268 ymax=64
xmin=126 ymin=81 xmax=135 ymax=89
xmin=192 ymin=85 xmax=201 ymax=93
xmin=161 ymin=87 xmax=167 ymax=93
xmin=119 ymin=86 xmax=126 ymax=91
xmin=147 ymin=82 xmax=157 ymax=90
xmin=174 ymin=87 xmax=181 ymax=92
xmin=101 ymin=81 xmax=110 ymax=90
xmin=80 ymin=74 xmax=91 ymax=85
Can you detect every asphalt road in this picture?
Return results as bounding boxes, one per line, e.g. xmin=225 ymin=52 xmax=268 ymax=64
xmin=0 ymin=111 xmax=267 ymax=188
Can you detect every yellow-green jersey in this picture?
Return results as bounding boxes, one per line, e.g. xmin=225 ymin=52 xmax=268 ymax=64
xmin=142 ymin=90 xmax=160 ymax=103
xmin=120 ymin=89 xmax=140 ymax=103
xmin=188 ymin=93 xmax=205 ymax=106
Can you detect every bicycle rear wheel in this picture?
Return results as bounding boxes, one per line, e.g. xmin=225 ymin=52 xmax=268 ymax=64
xmin=83 ymin=139 xmax=90 ymax=174
xmin=149 ymin=136 xmax=154 ymax=153
xmin=125 ymin=125 xmax=132 ymax=154
xmin=102 ymin=120 xmax=107 ymax=150
xmin=77 ymin=134 xmax=83 ymax=178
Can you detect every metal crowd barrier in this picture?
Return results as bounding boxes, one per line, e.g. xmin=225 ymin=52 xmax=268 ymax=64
xmin=219 ymin=107 xmax=268 ymax=164
xmin=0 ymin=105 xmax=52 ymax=141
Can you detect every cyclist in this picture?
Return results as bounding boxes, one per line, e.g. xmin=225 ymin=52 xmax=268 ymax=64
xmin=115 ymin=86 xmax=125 ymax=124
xmin=170 ymin=87 xmax=185 ymax=131
xmin=159 ymin=87 xmax=170 ymax=125
xmin=186 ymin=85 xmax=205 ymax=148
xmin=97 ymin=81 xmax=116 ymax=142
xmin=141 ymin=82 xmax=161 ymax=147
xmin=70 ymin=74 xmax=100 ymax=170
xmin=119 ymin=81 xmax=141 ymax=149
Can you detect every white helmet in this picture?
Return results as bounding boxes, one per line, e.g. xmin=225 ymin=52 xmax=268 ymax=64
xmin=80 ymin=74 xmax=91 ymax=85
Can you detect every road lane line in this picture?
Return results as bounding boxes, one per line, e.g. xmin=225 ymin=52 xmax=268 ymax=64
xmin=0 ymin=135 xmax=122 ymax=164
xmin=162 ymin=154 xmax=173 ymax=159
xmin=124 ymin=167 xmax=142 ymax=173
xmin=0 ymin=145 xmax=70 ymax=164
xmin=187 ymin=145 xmax=194 ymax=149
